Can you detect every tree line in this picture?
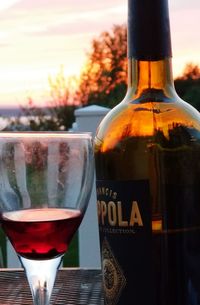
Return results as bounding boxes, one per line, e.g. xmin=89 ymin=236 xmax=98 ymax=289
xmin=7 ymin=24 xmax=200 ymax=131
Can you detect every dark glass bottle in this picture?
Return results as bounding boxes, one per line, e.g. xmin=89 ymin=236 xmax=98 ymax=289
xmin=94 ymin=0 xmax=200 ymax=305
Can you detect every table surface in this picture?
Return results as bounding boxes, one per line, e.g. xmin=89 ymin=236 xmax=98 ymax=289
xmin=0 ymin=268 xmax=103 ymax=305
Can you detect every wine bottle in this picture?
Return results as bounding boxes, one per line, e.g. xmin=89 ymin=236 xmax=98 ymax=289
xmin=94 ymin=0 xmax=200 ymax=305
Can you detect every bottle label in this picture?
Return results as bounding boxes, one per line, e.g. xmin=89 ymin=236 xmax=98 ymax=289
xmin=96 ymin=180 xmax=154 ymax=305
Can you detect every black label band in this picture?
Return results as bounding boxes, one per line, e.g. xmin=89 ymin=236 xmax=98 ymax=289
xmin=128 ymin=0 xmax=172 ymax=60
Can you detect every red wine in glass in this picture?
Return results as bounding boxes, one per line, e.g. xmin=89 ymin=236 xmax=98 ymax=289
xmin=1 ymin=208 xmax=83 ymax=260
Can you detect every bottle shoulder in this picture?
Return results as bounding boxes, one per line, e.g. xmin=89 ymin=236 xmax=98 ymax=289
xmin=95 ymin=95 xmax=200 ymax=152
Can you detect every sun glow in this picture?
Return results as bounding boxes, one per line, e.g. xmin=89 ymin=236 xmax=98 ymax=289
xmin=0 ymin=0 xmax=199 ymax=108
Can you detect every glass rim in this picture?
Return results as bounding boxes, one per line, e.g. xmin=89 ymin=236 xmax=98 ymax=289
xmin=0 ymin=131 xmax=93 ymax=139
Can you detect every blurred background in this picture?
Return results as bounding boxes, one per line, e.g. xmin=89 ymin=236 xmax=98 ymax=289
xmin=0 ymin=0 xmax=199 ymax=267
xmin=0 ymin=0 xmax=199 ymax=131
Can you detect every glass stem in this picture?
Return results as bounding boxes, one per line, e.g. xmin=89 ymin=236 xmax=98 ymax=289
xmin=20 ymin=256 xmax=62 ymax=305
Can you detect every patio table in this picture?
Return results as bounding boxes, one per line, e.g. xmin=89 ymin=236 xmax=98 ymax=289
xmin=0 ymin=268 xmax=103 ymax=304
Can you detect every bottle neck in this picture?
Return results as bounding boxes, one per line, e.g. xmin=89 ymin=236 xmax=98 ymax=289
xmin=127 ymin=0 xmax=175 ymax=99
xmin=128 ymin=58 xmax=175 ymax=98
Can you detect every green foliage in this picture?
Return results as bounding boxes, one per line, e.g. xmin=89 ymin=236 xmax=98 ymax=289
xmin=6 ymin=101 xmax=76 ymax=131
xmin=174 ymin=63 xmax=200 ymax=111
xmin=63 ymin=233 xmax=79 ymax=267
xmin=21 ymin=98 xmax=76 ymax=131
xmin=0 ymin=228 xmax=7 ymax=267
xmin=183 ymin=86 xmax=200 ymax=111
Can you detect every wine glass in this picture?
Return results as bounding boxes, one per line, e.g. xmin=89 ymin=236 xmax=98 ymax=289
xmin=0 ymin=132 xmax=94 ymax=305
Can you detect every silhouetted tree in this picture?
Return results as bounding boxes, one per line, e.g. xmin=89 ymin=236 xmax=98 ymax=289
xmin=75 ymin=24 xmax=127 ymax=108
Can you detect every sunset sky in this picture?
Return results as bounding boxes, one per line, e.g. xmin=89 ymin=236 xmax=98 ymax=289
xmin=0 ymin=0 xmax=199 ymax=108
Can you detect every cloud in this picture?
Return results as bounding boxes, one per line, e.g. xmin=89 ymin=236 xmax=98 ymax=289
xmin=169 ymin=0 xmax=200 ymax=11
xmin=9 ymin=0 xmax=124 ymax=13
xmin=0 ymin=43 xmax=10 ymax=48
xmin=0 ymin=0 xmax=21 ymax=12
xmin=23 ymin=4 xmax=126 ymax=38
xmin=0 ymin=1 xmax=126 ymax=42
